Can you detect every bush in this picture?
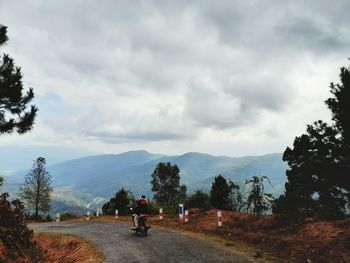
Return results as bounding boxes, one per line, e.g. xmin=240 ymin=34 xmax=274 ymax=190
xmin=186 ymin=191 xmax=211 ymax=211
xmin=60 ymin=212 xmax=77 ymax=221
xmin=26 ymin=213 xmax=53 ymax=222
xmin=0 ymin=193 xmax=44 ymax=261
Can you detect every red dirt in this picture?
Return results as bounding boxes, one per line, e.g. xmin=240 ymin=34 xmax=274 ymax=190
xmin=0 ymin=233 xmax=104 ymax=263
xmin=196 ymin=211 xmax=350 ymax=263
xmin=35 ymin=232 xmax=104 ymax=262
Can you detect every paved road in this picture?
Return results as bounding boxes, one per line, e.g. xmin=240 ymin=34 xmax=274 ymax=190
xmin=30 ymin=221 xmax=252 ymax=263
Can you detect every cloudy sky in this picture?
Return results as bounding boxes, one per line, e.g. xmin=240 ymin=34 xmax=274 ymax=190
xmin=0 ymin=0 xmax=349 ymax=158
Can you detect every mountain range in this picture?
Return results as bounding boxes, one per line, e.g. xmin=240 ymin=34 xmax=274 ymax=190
xmin=4 ymin=150 xmax=288 ymax=214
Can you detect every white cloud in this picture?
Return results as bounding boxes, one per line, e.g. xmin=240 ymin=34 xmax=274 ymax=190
xmin=0 ymin=0 xmax=348 ymax=157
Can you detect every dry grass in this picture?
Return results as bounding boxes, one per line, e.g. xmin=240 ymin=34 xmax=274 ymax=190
xmin=34 ymin=232 xmax=105 ymax=263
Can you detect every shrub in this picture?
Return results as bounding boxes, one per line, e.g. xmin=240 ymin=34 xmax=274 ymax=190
xmin=186 ymin=191 xmax=211 ymax=211
xmin=0 ymin=193 xmax=44 ymax=261
xmin=60 ymin=212 xmax=77 ymax=221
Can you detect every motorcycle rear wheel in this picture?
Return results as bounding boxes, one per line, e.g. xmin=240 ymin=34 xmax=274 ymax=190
xmin=139 ymin=221 xmax=148 ymax=236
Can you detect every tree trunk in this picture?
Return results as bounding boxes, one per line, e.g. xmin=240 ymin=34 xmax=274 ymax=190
xmin=35 ymin=205 xmax=39 ymax=219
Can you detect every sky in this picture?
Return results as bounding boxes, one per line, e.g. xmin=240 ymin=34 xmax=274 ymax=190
xmin=0 ymin=0 xmax=349 ymax=159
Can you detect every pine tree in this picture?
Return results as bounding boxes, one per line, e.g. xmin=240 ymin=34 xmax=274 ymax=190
xmin=274 ymin=64 xmax=350 ymax=220
xmin=0 ymin=25 xmax=41 ymax=261
xmin=0 ymin=25 xmax=37 ymax=134
xmin=18 ymin=157 xmax=53 ymax=219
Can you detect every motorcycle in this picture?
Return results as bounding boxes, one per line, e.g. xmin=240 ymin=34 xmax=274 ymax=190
xmin=129 ymin=208 xmax=151 ymax=236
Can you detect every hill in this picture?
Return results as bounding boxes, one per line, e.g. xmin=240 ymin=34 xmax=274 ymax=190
xmin=5 ymin=150 xmax=288 ymax=214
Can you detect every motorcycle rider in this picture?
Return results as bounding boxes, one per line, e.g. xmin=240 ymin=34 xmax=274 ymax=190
xmin=131 ymin=195 xmax=148 ymax=230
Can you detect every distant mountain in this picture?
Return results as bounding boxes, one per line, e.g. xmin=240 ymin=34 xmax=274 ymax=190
xmin=48 ymin=150 xmax=164 ymax=187
xmin=5 ymin=150 xmax=288 ymax=215
xmin=0 ymin=144 xmax=92 ymax=174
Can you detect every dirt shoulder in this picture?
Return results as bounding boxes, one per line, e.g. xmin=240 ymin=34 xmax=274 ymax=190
xmin=77 ymin=210 xmax=350 ymax=263
xmin=0 ymin=232 xmax=104 ymax=263
xmin=35 ymin=232 xmax=105 ymax=263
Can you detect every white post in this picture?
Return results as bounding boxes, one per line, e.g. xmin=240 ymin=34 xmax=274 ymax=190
xmin=87 ymin=211 xmax=90 ymax=221
xmin=217 ymin=210 xmax=223 ymax=227
xmin=96 ymin=209 xmax=99 ymax=217
xmin=159 ymin=208 xmax=163 ymax=220
xmin=115 ymin=209 xmax=118 ymax=219
xmin=179 ymin=204 xmax=184 ymax=221
xmin=184 ymin=210 xmax=189 ymax=223
xmin=56 ymin=213 xmax=60 ymax=222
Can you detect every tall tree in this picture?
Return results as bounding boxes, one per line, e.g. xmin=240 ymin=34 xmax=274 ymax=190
xmin=151 ymin=162 xmax=186 ymax=206
xmin=18 ymin=157 xmax=53 ymax=219
xmin=245 ymin=176 xmax=273 ymax=216
xmin=0 ymin=25 xmax=37 ymax=134
xmin=274 ymin=64 xmax=350 ymax=220
xmin=210 ymin=175 xmax=233 ymax=210
xmin=0 ymin=25 xmax=41 ymax=261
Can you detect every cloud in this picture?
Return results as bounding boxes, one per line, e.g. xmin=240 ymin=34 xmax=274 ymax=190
xmin=0 ymin=0 xmax=348 ymax=156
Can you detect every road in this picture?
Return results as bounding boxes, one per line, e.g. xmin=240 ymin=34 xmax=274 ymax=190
xmin=30 ymin=221 xmax=252 ymax=263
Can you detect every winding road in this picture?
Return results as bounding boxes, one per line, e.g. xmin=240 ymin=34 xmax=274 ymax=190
xmin=30 ymin=221 xmax=252 ymax=263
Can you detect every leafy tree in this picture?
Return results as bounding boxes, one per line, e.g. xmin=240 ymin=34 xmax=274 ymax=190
xmin=18 ymin=157 xmax=53 ymax=219
xmin=210 ymin=175 xmax=233 ymax=210
xmin=0 ymin=193 xmax=43 ymax=261
xmin=0 ymin=25 xmax=37 ymax=134
xmin=102 ymin=188 xmax=134 ymax=215
xmin=245 ymin=176 xmax=273 ymax=216
xmin=151 ymin=162 xmax=187 ymax=206
xmin=230 ymin=182 xmax=245 ymax=212
xmin=186 ymin=190 xmax=211 ymax=211
xmin=274 ymin=64 xmax=350 ymax=220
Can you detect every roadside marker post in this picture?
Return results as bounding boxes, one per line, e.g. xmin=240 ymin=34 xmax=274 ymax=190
xmin=159 ymin=208 xmax=163 ymax=220
xmin=178 ymin=204 xmax=184 ymax=221
xmin=217 ymin=210 xmax=223 ymax=227
xmin=96 ymin=210 xmax=99 ymax=217
xmin=184 ymin=210 xmax=189 ymax=223
xmin=115 ymin=209 xmax=118 ymax=219
xmin=87 ymin=211 xmax=90 ymax=221
xmin=56 ymin=213 xmax=60 ymax=222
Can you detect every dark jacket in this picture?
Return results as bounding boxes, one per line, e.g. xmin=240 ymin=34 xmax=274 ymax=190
xmin=135 ymin=198 xmax=148 ymax=215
